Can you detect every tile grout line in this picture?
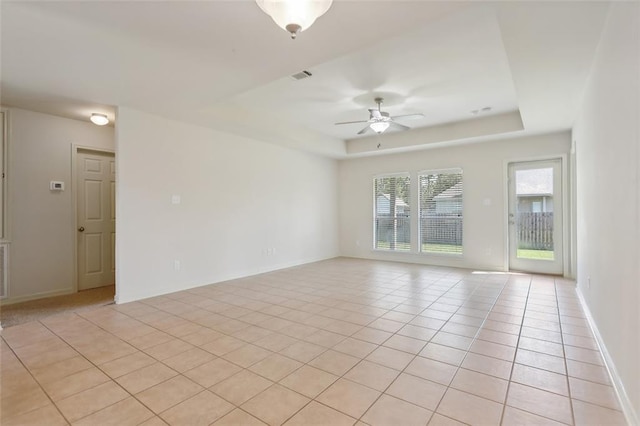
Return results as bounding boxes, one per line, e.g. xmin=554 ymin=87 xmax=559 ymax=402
xmin=251 ymin=271 xmax=462 ymax=424
xmin=3 ymin=283 xmax=539 ymax=426
xmin=498 ymin=278 xmax=582 ymax=425
xmin=498 ymin=275 xmax=532 ymax=425
xmin=19 ymin=318 xmax=104 ymax=425
xmin=302 ymin=271 xmax=487 ymax=423
xmin=0 ymin=332 xmax=73 ymax=425
xmin=343 ymin=273 xmax=530 ymax=424
xmin=351 ymin=274 xmax=508 ymax=425
xmin=194 ymin=272 xmax=417 ymax=425
xmin=555 ymin=278 xmax=577 ymax=426
xmin=34 ymin=313 xmax=195 ymax=424
xmin=230 ymin=270 xmax=451 ymax=425
xmin=3 ymin=262 xmax=618 ymax=426
xmin=429 ymin=274 xmax=522 ymax=425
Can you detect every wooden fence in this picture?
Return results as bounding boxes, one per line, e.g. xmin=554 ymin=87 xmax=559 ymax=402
xmin=376 ymin=217 xmax=411 ymax=248
xmin=420 ymin=215 xmax=463 ymax=245
xmin=376 ymin=215 xmax=464 ymax=248
xmin=517 ymin=212 xmax=554 ymax=250
xmin=376 ymin=213 xmax=551 ymax=250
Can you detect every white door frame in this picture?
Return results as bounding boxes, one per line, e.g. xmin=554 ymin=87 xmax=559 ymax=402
xmin=71 ymin=145 xmax=116 ymax=293
xmin=503 ymin=154 xmax=569 ymax=276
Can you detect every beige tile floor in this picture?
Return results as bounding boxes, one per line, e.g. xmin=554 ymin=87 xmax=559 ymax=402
xmin=0 ymin=258 xmax=628 ymax=425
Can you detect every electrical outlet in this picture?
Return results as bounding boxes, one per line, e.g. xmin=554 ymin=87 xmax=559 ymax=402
xmin=174 ymin=260 xmax=181 ymax=271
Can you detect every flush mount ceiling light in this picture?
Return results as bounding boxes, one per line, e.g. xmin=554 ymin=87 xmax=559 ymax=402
xmin=256 ymin=0 xmax=333 ymax=39
xmin=90 ymin=113 xmax=109 ymax=126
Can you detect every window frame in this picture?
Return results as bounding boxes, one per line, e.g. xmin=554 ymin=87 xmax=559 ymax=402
xmin=418 ymin=168 xmax=464 ymax=256
xmin=372 ymin=172 xmax=412 ymax=252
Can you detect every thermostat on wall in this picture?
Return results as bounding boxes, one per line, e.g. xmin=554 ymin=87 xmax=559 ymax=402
xmin=50 ymin=181 xmax=65 ymax=191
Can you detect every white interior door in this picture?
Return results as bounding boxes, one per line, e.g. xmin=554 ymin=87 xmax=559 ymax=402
xmin=77 ymin=150 xmax=115 ymax=290
xmin=508 ymin=159 xmax=563 ymax=275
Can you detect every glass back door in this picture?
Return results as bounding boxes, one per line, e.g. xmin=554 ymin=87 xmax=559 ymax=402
xmin=508 ymin=159 xmax=563 ymax=274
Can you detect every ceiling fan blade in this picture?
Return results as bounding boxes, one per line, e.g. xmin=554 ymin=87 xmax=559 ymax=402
xmin=357 ymin=125 xmax=371 ymax=135
xmin=390 ymin=121 xmax=411 ymax=131
xmin=391 ymin=113 xmax=425 ymax=121
xmin=334 ymin=120 xmax=368 ymax=125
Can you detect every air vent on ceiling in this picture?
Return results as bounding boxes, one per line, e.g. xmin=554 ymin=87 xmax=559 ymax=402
xmin=291 ymin=70 xmax=312 ymax=80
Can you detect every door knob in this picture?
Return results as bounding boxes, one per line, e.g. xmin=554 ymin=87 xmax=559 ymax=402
xmin=78 ymin=227 xmax=85 ymax=232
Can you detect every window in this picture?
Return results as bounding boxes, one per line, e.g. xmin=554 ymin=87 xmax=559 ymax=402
xmin=374 ymin=174 xmax=410 ymax=251
xmin=419 ymin=169 xmax=463 ymax=254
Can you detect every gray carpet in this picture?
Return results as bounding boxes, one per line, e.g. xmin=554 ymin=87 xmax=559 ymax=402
xmin=1 ymin=285 xmax=115 ymax=328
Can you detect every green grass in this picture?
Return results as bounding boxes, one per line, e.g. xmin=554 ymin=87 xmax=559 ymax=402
xmin=375 ymin=241 xmax=410 ymax=251
xmin=517 ymin=249 xmax=554 ymax=260
xmin=375 ymin=242 xmax=552 ymax=259
xmin=375 ymin=241 xmax=462 ymax=254
xmin=422 ymin=243 xmax=462 ymax=254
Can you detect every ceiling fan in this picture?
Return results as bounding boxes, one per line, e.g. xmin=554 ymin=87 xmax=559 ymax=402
xmin=335 ymin=97 xmax=424 ymax=135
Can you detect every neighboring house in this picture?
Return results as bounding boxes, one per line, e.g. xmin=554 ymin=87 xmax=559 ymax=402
xmin=518 ymin=194 xmax=554 ymax=213
xmin=431 ymin=182 xmax=463 ymax=215
xmin=516 ymin=168 xmax=554 ymax=213
xmin=376 ymin=194 xmax=409 ymax=216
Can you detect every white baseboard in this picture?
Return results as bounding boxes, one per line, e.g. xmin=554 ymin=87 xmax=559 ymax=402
xmin=114 ymin=254 xmax=339 ymax=305
xmin=576 ymin=287 xmax=638 ymax=426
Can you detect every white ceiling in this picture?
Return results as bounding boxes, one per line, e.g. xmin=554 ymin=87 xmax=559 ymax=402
xmin=1 ymin=1 xmax=611 ymax=158
xmin=233 ymin=5 xmax=518 ymax=140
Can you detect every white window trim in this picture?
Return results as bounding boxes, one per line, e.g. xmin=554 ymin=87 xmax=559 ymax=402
xmin=417 ymin=167 xmax=463 ymax=176
xmin=373 ymin=172 xmax=412 ymax=179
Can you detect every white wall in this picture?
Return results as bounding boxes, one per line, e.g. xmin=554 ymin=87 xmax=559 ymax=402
xmin=4 ymin=108 xmax=114 ymax=303
xmin=338 ymin=132 xmax=570 ymax=271
xmin=115 ymin=107 xmax=339 ymax=303
xmin=572 ymin=2 xmax=639 ymax=421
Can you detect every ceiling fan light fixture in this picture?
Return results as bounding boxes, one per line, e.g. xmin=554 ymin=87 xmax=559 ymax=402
xmin=256 ymin=0 xmax=333 ymax=39
xmin=370 ymin=122 xmax=390 ymax=134
xmin=90 ymin=113 xmax=109 ymax=126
